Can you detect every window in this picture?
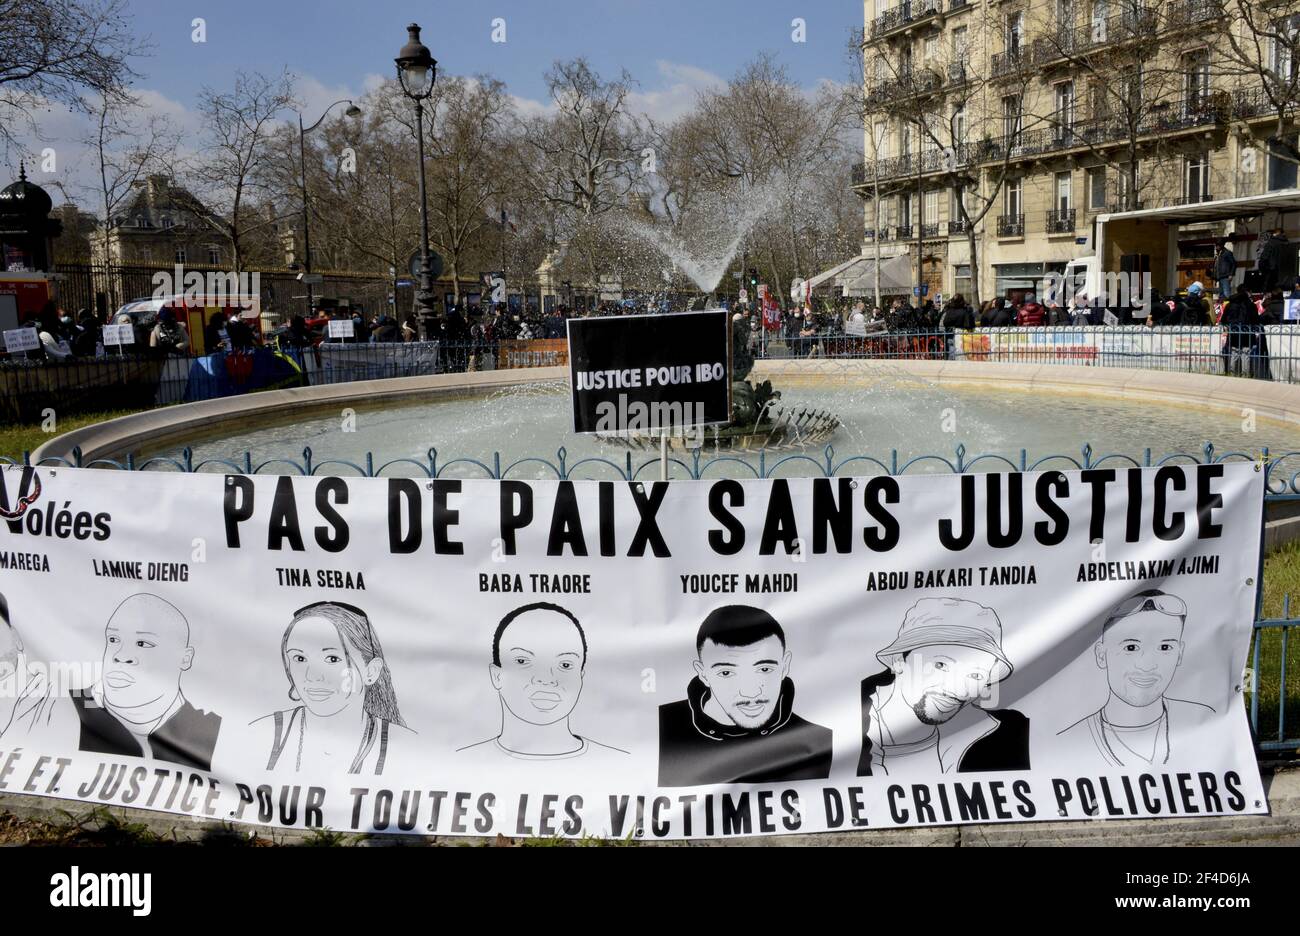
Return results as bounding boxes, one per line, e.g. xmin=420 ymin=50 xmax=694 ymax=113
xmin=1007 ymin=12 xmax=1024 ymax=54
xmin=1005 ymin=178 xmax=1023 ymax=216
xmin=207 ymin=245 xmax=221 ymax=265
xmin=1088 ymin=166 xmax=1107 ymax=209
xmin=1185 ymin=154 xmax=1210 ymax=202
xmin=161 ymin=216 xmax=173 ymax=229
xmin=1274 ymin=15 xmax=1300 ymax=79
xmin=1058 ymin=0 xmax=1075 ymax=27
xmin=1003 ymin=94 xmax=1023 ymax=144
xmin=1270 ymin=135 xmax=1299 ymax=190
xmin=174 ymin=246 xmax=186 ymax=263
xmin=1055 ymin=171 xmax=1073 ymax=212
xmin=953 ymin=105 xmax=967 ymax=146
xmin=1091 ymin=0 xmax=1109 ymax=42
xmin=899 ymin=193 xmax=912 ymax=228
xmin=924 ymin=189 xmax=940 ymax=225
xmin=924 ymin=35 xmax=938 ymax=63
xmin=1184 ymin=49 xmax=1210 ymax=105
xmin=135 ymin=217 xmax=147 ymax=229
xmin=1054 ymin=82 xmax=1076 ymax=138
xmin=139 ymin=245 xmax=152 ymax=261
xmin=901 ymin=121 xmax=912 ymax=157
xmin=953 ymin=26 xmax=969 ymax=61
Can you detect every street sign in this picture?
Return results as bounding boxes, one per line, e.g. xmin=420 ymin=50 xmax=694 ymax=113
xmin=738 ymin=288 xmax=749 ymax=303
xmin=396 ymin=279 xmax=413 ymax=287
xmin=408 ymin=249 xmax=445 ymax=280
xmin=913 ymin=284 xmax=929 ymax=297
xmin=300 ymin=273 xmax=324 ymax=285
xmin=3 ymin=327 xmax=39 ymax=353
xmin=757 ymin=284 xmax=769 ymax=301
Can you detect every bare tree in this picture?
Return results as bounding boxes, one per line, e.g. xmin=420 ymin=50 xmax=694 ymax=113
xmin=83 ymin=92 xmax=179 ymax=269
xmin=188 ymin=70 xmax=296 ymax=273
xmin=1218 ymin=0 xmax=1300 ymax=174
xmin=0 ymin=0 xmax=146 ymax=151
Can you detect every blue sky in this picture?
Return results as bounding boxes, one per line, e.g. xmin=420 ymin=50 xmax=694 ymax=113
xmin=123 ymin=0 xmax=860 ymax=108
xmin=11 ymin=0 xmax=863 ymax=203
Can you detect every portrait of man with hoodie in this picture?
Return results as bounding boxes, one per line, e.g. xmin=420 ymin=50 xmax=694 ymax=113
xmin=657 ymin=605 xmax=832 ymax=787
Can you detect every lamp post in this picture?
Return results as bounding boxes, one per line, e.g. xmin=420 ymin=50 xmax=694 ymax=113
xmin=298 ymin=99 xmax=362 ymax=315
xmin=395 ymin=22 xmax=438 ymax=324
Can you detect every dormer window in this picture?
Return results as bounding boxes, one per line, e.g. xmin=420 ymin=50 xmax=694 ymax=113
xmin=135 ymin=216 xmax=148 ymax=229
xmin=161 ymin=216 xmax=173 ymax=229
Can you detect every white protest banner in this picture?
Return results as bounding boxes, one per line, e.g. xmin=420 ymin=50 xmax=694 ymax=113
xmin=327 ymin=318 xmax=355 ymax=339
xmin=3 ymin=327 xmax=40 ymax=354
xmin=0 ymin=463 xmax=1266 ymax=840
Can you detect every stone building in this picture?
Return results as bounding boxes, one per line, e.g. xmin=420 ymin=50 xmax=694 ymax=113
xmin=855 ymin=0 xmax=1300 ymax=303
xmin=91 ymin=174 xmax=225 ymax=268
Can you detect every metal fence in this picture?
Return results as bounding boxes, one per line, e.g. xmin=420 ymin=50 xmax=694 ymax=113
xmin=757 ymin=326 xmax=1300 ymax=382
xmin=5 ymin=440 xmax=1297 ymax=758
xmin=0 ymin=340 xmax=560 ymax=424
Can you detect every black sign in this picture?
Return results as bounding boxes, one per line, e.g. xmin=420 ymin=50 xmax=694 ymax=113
xmin=566 ymin=311 xmax=731 ymax=434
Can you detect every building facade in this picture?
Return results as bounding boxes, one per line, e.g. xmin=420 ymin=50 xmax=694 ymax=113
xmin=91 ymin=175 xmax=225 ymax=268
xmin=856 ymin=0 xmax=1299 ymax=304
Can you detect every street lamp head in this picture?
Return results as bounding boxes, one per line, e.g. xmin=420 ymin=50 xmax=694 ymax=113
xmin=395 ymin=23 xmax=436 ymax=100
xmin=345 ymin=104 xmax=363 ymax=118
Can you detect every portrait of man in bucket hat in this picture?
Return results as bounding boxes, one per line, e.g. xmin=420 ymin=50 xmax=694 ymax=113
xmin=857 ymin=597 xmax=1029 ymax=776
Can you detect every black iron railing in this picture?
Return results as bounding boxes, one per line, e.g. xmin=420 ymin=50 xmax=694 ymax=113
xmin=998 ymin=214 xmax=1025 ymax=237
xmin=1046 ymin=207 xmax=1077 ymax=233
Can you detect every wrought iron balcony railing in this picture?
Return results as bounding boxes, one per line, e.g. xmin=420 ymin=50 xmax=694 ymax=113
xmin=997 ymin=213 xmax=1025 ymax=237
xmin=1046 ymin=207 xmax=1077 ymax=233
xmin=949 ymin=218 xmax=970 ymax=236
xmin=895 ymin=224 xmax=914 ymax=239
xmin=921 ymin=222 xmax=940 ymax=238
xmin=869 ymin=0 xmax=943 ymax=39
xmin=991 ymin=48 xmax=1029 ymax=78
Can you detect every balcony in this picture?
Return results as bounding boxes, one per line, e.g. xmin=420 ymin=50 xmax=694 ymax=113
xmin=1046 ymin=207 xmax=1077 ymax=234
xmin=921 ymin=222 xmax=940 ymax=238
xmin=992 ymin=48 xmax=1029 ymax=79
xmin=1167 ymin=0 xmax=1218 ymax=28
xmin=895 ymin=224 xmax=914 ymax=239
xmin=947 ymin=62 xmax=969 ymax=85
xmin=1178 ymin=189 xmax=1214 ymax=205
xmin=997 ymin=214 xmax=1025 ymax=237
xmin=870 ymin=0 xmax=943 ymax=40
xmin=864 ymin=67 xmax=943 ymax=106
xmin=864 ymin=228 xmax=876 ymax=241
xmin=878 ymin=228 xmax=894 ymax=241
xmin=1036 ymin=8 xmax=1160 ymax=64
xmin=949 ymin=218 xmax=970 ymax=236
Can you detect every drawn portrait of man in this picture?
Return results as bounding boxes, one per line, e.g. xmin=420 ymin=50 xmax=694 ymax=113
xmin=657 ymin=605 xmax=833 ymax=787
xmin=859 ymin=597 xmax=1029 ymax=776
xmin=1058 ymin=589 xmax=1213 ymax=766
xmin=458 ymin=601 xmax=626 ymax=762
xmin=0 ymin=592 xmax=60 ymax=738
xmin=70 ymin=593 xmax=221 ymax=771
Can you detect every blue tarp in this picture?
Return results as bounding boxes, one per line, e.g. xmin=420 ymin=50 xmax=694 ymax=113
xmin=183 ymin=349 xmax=305 ymax=401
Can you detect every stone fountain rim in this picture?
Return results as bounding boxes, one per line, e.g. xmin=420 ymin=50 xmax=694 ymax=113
xmin=29 ymin=359 xmax=1300 ymax=465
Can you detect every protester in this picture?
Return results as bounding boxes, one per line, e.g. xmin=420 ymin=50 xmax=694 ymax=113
xmin=1212 ymin=238 xmax=1237 ymax=301
xmin=149 ymin=308 xmax=191 ymax=356
xmin=939 ymin=294 xmax=975 ymax=331
xmin=1220 ymin=284 xmax=1260 ymax=377
xmin=1016 ymin=292 xmax=1046 ymax=327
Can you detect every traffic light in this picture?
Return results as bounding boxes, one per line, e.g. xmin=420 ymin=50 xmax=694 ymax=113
xmin=748 ymin=268 xmax=758 ymax=287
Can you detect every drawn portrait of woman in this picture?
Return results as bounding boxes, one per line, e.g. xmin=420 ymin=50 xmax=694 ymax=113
xmin=253 ymin=601 xmax=408 ymax=775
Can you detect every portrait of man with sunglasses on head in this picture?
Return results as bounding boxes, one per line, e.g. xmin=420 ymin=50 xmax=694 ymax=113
xmin=1058 ymin=588 xmax=1214 ymax=767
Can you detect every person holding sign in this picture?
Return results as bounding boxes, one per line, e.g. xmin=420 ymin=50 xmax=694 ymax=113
xmin=657 ymin=605 xmax=832 ymax=786
xmin=858 ymin=598 xmax=1028 ymax=776
xmin=255 ymin=601 xmax=409 ymax=775
xmin=1057 ymin=589 xmax=1213 ymax=767
xmin=458 ymin=602 xmax=626 ymax=763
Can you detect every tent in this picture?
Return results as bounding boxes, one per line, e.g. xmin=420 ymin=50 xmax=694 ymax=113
xmin=806 ymin=254 xmax=914 ymax=297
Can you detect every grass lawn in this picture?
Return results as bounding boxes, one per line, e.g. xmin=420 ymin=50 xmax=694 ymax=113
xmin=0 ymin=409 xmax=148 ymax=462
xmin=1254 ymin=540 xmax=1300 ymax=751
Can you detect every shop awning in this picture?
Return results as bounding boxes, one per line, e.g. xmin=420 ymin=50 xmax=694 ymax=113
xmin=807 ymin=253 xmax=914 ymax=296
